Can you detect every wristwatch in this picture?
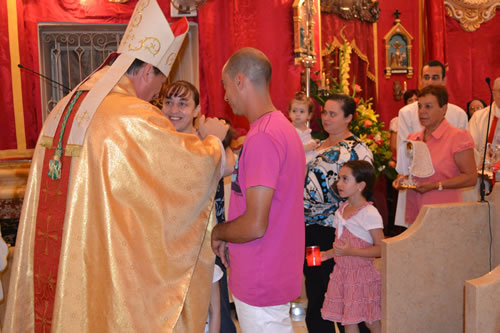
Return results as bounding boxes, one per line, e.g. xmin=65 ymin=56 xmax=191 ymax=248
xmin=438 ymin=182 xmax=443 ymax=191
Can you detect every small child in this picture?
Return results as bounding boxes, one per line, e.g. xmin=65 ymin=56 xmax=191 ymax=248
xmin=320 ymin=160 xmax=384 ymax=333
xmin=288 ymin=91 xmax=319 ymax=163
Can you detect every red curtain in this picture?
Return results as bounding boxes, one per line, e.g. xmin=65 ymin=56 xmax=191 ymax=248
xmin=320 ymin=14 xmax=376 ymax=103
xmin=0 ymin=0 xmax=16 ymax=150
xmin=198 ymin=0 xmax=305 ymax=135
xmin=424 ymin=0 xmax=447 ymax=65
xmin=446 ymin=15 xmax=500 ymax=110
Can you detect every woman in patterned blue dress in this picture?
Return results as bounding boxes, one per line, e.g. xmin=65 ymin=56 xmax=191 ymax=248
xmin=303 ymin=94 xmax=373 ymax=333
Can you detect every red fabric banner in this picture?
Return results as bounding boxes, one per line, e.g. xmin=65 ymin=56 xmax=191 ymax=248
xmin=320 ymin=14 xmax=376 ymax=103
xmin=198 ymin=0 xmax=305 ymax=135
xmin=424 ymin=0 xmax=448 ymax=65
xmin=0 ymin=0 xmax=16 ymax=150
xmin=446 ymin=15 xmax=500 ymax=111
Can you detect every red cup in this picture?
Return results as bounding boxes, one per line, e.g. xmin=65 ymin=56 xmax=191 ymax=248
xmin=306 ymin=246 xmax=321 ymax=266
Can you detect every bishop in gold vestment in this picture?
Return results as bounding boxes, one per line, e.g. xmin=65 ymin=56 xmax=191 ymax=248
xmin=3 ymin=65 xmax=223 ymax=332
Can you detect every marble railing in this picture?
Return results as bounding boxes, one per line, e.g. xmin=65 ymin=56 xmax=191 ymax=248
xmin=382 ymin=197 xmax=497 ymax=332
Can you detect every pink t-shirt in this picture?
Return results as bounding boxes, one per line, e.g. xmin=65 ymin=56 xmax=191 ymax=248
xmin=405 ymin=119 xmax=474 ymax=224
xmin=228 ymin=111 xmax=306 ymax=307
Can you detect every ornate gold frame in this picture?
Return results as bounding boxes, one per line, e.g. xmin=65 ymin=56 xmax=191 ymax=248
xmin=444 ymin=0 xmax=500 ymax=32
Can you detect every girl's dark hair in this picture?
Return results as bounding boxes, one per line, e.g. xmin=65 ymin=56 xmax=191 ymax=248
xmin=342 ymin=160 xmax=376 ymax=199
xmin=324 ymin=93 xmax=356 ymax=118
xmin=164 ymin=80 xmax=200 ymax=106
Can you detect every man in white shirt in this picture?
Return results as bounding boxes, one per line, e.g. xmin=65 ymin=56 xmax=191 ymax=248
xmin=468 ymin=77 xmax=500 ymax=166
xmin=397 ymin=60 xmax=468 ymax=149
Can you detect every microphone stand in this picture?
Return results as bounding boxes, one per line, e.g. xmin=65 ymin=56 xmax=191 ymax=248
xmin=18 ymin=64 xmax=71 ymax=93
xmin=480 ymin=77 xmax=494 ymax=202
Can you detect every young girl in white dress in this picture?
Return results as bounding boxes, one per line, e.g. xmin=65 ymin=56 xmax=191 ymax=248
xmin=288 ymin=91 xmax=319 ymax=163
xmin=320 ymin=160 xmax=384 ymax=333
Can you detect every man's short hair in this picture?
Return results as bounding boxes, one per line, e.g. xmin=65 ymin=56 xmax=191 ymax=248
xmin=423 ymin=60 xmax=446 ymax=79
xmin=223 ymin=47 xmax=272 ymax=88
xmin=126 ymin=58 xmax=161 ymax=76
xmin=163 ymin=80 xmax=200 ymax=106
xmin=418 ymin=85 xmax=449 ymax=107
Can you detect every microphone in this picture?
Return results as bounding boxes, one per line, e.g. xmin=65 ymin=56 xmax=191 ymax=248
xmin=480 ymin=77 xmax=494 ymax=201
xmin=18 ymin=64 xmax=71 ymax=92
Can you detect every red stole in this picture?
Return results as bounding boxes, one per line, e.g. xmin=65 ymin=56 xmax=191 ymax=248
xmin=488 ymin=115 xmax=498 ymax=144
xmin=33 ymin=91 xmax=88 ymax=333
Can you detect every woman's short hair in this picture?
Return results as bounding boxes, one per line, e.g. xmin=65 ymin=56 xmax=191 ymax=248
xmin=289 ymin=91 xmax=315 ymax=114
xmin=163 ymin=80 xmax=200 ymax=107
xmin=466 ymin=99 xmax=486 ymax=115
xmin=417 ymin=85 xmax=448 ymax=107
xmin=342 ymin=160 xmax=376 ymax=199
xmin=324 ymin=94 xmax=356 ymax=118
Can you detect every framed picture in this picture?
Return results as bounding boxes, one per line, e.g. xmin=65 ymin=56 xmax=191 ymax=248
xmin=383 ymin=18 xmax=414 ymax=78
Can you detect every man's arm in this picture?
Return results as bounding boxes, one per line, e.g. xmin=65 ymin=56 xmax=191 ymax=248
xmin=397 ymin=106 xmax=412 ymax=156
xmin=211 ymin=185 xmax=274 ymax=265
xmin=468 ymin=111 xmax=484 ymax=166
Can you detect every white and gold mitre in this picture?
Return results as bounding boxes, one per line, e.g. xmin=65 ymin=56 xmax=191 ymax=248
xmin=42 ymin=0 xmax=189 ymax=148
xmin=118 ymin=0 xmax=189 ymax=77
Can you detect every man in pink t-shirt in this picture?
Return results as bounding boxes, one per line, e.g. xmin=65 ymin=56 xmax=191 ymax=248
xmin=211 ymin=48 xmax=305 ymax=333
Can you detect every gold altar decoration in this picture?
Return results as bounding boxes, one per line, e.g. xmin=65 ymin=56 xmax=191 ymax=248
xmin=320 ymin=36 xmax=376 ymax=83
xmin=293 ymin=0 xmax=319 ymax=97
xmin=293 ymin=0 xmax=317 ymax=65
xmin=320 ymin=0 xmax=380 ymax=23
xmin=383 ymin=11 xmax=414 ymax=79
xmin=444 ymin=0 xmax=500 ymax=32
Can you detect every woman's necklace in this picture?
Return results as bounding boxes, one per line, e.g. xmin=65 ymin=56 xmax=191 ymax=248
xmin=322 ymin=130 xmax=351 ymax=148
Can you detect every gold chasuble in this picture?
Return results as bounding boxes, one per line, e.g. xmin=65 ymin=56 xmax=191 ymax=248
xmin=4 ymin=68 xmax=222 ymax=332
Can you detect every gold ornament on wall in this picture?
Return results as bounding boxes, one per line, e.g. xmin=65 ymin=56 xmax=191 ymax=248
xmin=445 ymin=0 xmax=500 ymax=32
xmin=383 ymin=10 xmax=414 ymax=79
xmin=321 ymin=0 xmax=380 ymax=23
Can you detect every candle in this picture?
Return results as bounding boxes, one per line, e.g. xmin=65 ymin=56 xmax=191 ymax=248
xmin=306 ymin=246 xmax=322 ymax=266
xmin=321 ymin=72 xmax=326 ymax=90
xmin=403 ymin=81 xmax=407 ymax=92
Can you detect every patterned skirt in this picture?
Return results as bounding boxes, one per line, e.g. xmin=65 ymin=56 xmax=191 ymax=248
xmin=321 ymin=228 xmax=381 ymax=325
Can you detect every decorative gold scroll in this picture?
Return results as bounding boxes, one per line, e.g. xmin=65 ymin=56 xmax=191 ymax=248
xmin=444 ymin=0 xmax=500 ymax=32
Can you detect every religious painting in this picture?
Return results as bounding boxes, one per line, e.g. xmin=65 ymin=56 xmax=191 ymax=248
xmin=383 ymin=14 xmax=414 ymax=79
xmin=293 ymin=0 xmax=317 ymax=65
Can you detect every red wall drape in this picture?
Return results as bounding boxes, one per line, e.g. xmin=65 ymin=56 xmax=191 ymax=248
xmin=424 ymin=0 xmax=447 ymax=65
xmin=0 ymin=0 xmax=16 ymax=150
xmin=320 ymin=14 xmax=376 ymax=103
xmin=198 ymin=0 xmax=312 ymax=135
xmin=3 ymin=1 xmax=500 ymax=151
xmin=446 ymin=15 xmax=500 ymax=110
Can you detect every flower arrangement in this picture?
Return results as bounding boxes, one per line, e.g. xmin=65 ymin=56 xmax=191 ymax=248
xmin=311 ymin=31 xmax=396 ymax=179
